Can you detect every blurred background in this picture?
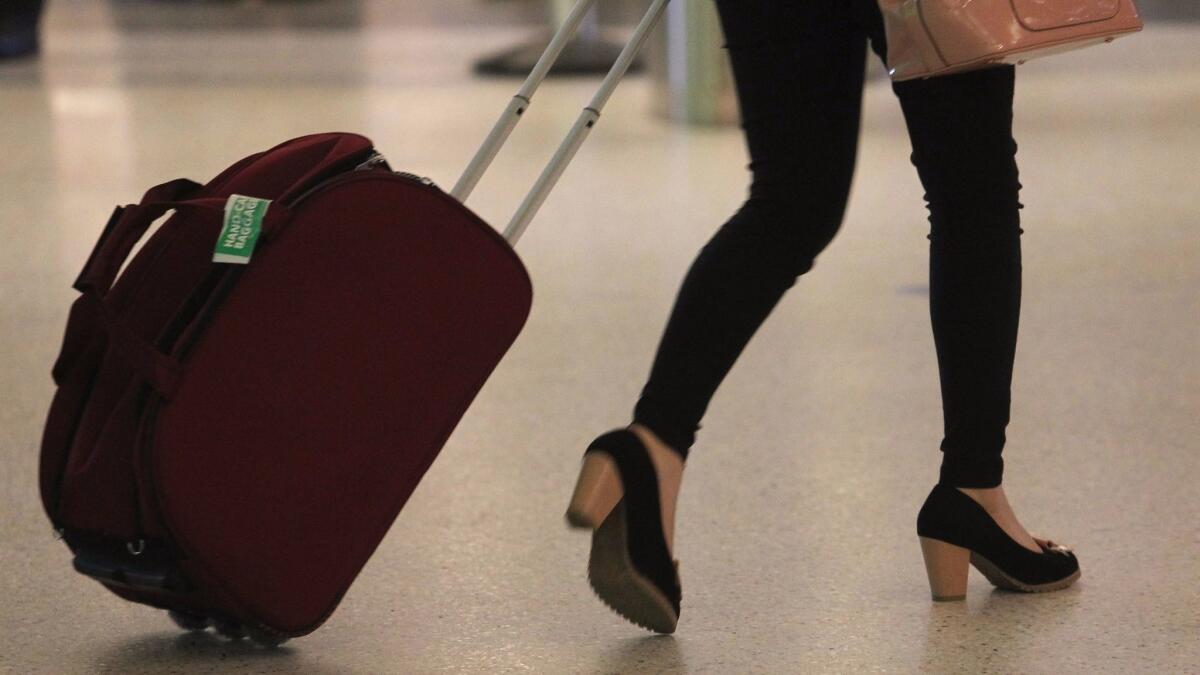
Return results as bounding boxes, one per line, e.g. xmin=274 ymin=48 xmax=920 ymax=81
xmin=2 ymin=1 xmax=1198 ymax=673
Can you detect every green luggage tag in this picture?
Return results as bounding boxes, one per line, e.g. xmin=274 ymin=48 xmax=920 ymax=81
xmin=213 ymin=194 xmax=270 ymax=264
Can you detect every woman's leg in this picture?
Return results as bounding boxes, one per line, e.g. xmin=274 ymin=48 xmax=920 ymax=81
xmin=859 ymin=17 xmax=1024 ymax=489
xmin=899 ymin=67 xmax=1024 ymax=490
xmin=631 ymin=1 xmax=870 ymax=458
xmin=855 ymin=1 xmax=1040 ymax=550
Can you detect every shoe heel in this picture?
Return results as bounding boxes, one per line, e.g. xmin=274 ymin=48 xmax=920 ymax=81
xmin=919 ymin=536 xmax=970 ymax=601
xmin=566 ymin=452 xmax=623 ymax=529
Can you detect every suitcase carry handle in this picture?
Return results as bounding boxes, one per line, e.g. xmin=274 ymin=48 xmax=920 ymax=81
xmin=64 ymin=185 xmax=288 ymax=397
xmin=56 ymin=180 xmax=207 ymax=395
xmin=452 ymin=0 xmax=671 ymax=246
xmin=73 ymin=179 xmax=206 ymax=297
xmin=75 ymin=190 xmax=285 ymax=297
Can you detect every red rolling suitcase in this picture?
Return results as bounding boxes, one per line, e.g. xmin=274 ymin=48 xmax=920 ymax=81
xmin=38 ymin=0 xmax=670 ymax=644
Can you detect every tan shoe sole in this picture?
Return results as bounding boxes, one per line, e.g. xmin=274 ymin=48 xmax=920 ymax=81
xmin=587 ymin=501 xmax=679 ymax=634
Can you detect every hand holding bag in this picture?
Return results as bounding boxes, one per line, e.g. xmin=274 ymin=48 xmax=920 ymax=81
xmin=878 ymin=0 xmax=1144 ymax=81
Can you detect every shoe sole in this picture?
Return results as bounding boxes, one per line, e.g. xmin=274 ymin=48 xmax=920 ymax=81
xmin=970 ymin=553 xmax=1082 ymax=593
xmin=585 ymin=501 xmax=678 ymax=634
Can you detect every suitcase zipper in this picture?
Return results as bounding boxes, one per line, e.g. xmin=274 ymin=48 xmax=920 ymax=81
xmin=398 ymin=172 xmax=437 ymax=188
xmin=353 ymin=151 xmax=437 ymax=188
xmin=287 ymin=163 xmax=439 ymax=212
xmin=287 ymin=155 xmax=436 ymax=208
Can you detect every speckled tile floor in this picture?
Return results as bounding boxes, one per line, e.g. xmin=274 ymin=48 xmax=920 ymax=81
xmin=2 ymin=2 xmax=1198 ymax=674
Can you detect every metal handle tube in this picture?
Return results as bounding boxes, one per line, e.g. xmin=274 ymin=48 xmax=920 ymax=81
xmin=451 ymin=0 xmax=601 ymax=202
xmin=503 ymin=0 xmax=670 ymax=246
xmin=586 ymin=0 xmax=669 ymax=115
xmin=502 ymin=108 xmax=599 ymax=245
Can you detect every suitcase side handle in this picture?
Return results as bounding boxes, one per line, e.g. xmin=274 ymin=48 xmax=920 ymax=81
xmin=452 ymin=0 xmax=671 ymax=247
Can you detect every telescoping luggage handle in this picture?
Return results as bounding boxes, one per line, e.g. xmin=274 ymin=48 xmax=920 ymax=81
xmin=452 ymin=0 xmax=671 ymax=247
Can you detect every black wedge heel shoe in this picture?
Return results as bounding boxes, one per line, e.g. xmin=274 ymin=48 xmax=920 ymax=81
xmin=565 ymin=428 xmax=682 ymax=633
xmin=917 ymin=483 xmax=1081 ymax=600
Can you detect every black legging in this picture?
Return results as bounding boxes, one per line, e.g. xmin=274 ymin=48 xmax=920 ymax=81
xmin=631 ymin=0 xmax=1024 ymax=489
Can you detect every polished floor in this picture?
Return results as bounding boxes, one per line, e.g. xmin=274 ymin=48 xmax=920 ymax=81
xmin=2 ymin=2 xmax=1198 ymax=673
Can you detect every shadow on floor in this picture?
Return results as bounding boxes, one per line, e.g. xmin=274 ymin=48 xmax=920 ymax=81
xmin=598 ymin=634 xmax=686 ymax=674
xmin=89 ymin=630 xmax=347 ymax=674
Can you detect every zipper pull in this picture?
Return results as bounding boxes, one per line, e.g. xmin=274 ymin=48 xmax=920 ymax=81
xmin=397 ymin=171 xmax=437 ymax=188
xmin=354 ymin=152 xmax=390 ymax=172
xmin=356 ymin=151 xmax=437 ymax=189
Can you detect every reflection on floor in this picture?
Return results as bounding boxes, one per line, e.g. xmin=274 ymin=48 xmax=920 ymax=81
xmin=1 ymin=2 xmax=1198 ymax=673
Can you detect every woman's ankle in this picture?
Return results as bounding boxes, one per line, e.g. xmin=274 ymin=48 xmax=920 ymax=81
xmin=955 ymin=486 xmax=1005 ymax=512
xmin=627 ymin=423 xmax=684 ymax=554
xmin=628 ymin=423 xmax=682 ymax=458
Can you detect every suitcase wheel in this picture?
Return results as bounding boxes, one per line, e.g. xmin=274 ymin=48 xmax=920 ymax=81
xmin=167 ymin=608 xmax=209 ymax=632
xmin=212 ymin=617 xmax=247 ymax=640
xmin=246 ymin=625 xmax=290 ymax=648
xmin=167 ymin=609 xmax=287 ymax=646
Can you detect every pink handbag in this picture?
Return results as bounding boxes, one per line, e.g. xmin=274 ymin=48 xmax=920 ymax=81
xmin=879 ymin=0 xmax=1144 ymax=81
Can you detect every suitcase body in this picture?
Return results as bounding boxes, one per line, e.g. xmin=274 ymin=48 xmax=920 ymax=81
xmin=41 ymin=133 xmax=532 ymax=637
xmin=39 ymin=0 xmax=667 ymax=642
xmin=151 ymin=167 xmax=532 ymax=634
